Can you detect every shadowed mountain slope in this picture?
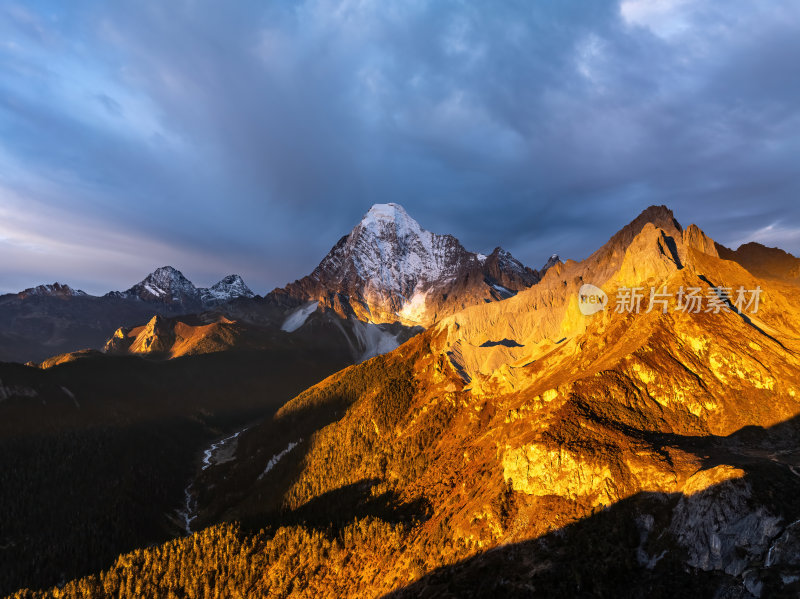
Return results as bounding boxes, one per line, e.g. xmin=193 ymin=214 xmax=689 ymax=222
xmin=0 ymin=343 xmax=349 ymax=597
xmin=717 ymin=241 xmax=800 ymax=285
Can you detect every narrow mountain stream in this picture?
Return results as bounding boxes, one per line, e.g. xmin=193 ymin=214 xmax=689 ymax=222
xmin=176 ymin=428 xmax=248 ymax=535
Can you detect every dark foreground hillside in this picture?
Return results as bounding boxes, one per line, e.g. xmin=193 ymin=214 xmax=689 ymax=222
xmin=0 ymin=348 xmax=349 ymax=596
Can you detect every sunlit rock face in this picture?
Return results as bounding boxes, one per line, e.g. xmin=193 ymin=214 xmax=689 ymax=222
xmin=615 ymin=223 xmax=683 ymax=286
xmin=502 ymin=443 xmax=616 ymax=502
xmin=682 ymin=223 xmax=719 ymax=259
xmin=104 ymin=314 xmax=241 ymax=358
xmin=268 ymin=203 xmax=555 ymax=327
xmin=105 ymin=315 xmax=174 ymax=356
xmin=430 ymin=206 xmax=800 ymax=408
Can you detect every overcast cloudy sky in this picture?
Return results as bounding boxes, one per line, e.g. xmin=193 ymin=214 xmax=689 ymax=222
xmin=1 ymin=0 xmax=798 ymax=294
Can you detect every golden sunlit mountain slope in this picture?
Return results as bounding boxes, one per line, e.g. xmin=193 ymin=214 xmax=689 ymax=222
xmin=103 ymin=314 xmax=271 ymax=358
xmin=9 ymin=207 xmax=800 ymax=598
xmin=99 ymin=311 xmax=421 ymax=364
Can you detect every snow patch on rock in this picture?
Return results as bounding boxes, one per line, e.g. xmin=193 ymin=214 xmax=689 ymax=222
xmin=281 ymin=302 xmax=319 ymax=332
xmin=0 ymin=379 xmax=38 ymax=402
xmin=350 ymin=319 xmax=404 ymax=362
xmin=258 ymin=440 xmax=301 ymax=480
xmin=398 ymin=287 xmax=429 ymax=324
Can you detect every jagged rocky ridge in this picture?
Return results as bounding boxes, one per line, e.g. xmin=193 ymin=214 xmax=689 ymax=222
xmin=16 ymin=283 xmax=88 ymax=299
xmin=87 ymin=204 xmax=557 ymax=364
xmin=101 ymin=311 xmax=419 ymax=364
xmin=105 ymin=266 xmax=254 ymax=308
xmin=199 ymin=274 xmax=255 ymax=305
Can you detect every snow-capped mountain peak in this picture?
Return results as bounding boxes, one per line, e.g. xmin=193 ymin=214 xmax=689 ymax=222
xmin=274 ymin=203 xmax=546 ymax=326
xmin=358 ymin=203 xmax=425 ymax=239
xmin=340 ymin=202 xmax=465 ymax=292
xmin=199 ymin=275 xmax=255 ymax=305
xmin=107 ymin=266 xmax=201 ymax=306
xmin=542 ymin=254 xmax=562 ymax=272
xmin=18 ymin=283 xmax=89 ymax=299
xmin=136 ymin=266 xmax=198 ymax=302
xmin=105 ymin=267 xmax=254 ymax=308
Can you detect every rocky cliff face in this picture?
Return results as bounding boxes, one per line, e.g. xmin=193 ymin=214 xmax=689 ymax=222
xmin=104 ymin=315 xmax=178 ymax=356
xmin=269 ymin=203 xmax=556 ymax=327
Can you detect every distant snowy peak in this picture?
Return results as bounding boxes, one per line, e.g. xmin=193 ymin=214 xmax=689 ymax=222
xmin=18 ymin=283 xmax=89 ymax=299
xmin=484 ymin=249 xmax=561 ymax=283
xmin=542 ymin=254 xmax=562 ymax=273
xmin=484 ymin=247 xmax=532 ymax=276
xmin=105 ymin=267 xmax=255 ymax=309
xmin=481 ymin=247 xmax=541 ymax=300
xmin=199 ymin=275 xmax=255 ymax=305
xmin=113 ymin=266 xmax=201 ymax=305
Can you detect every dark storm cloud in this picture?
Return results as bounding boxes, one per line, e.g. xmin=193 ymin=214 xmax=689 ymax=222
xmin=1 ymin=0 xmax=799 ymax=294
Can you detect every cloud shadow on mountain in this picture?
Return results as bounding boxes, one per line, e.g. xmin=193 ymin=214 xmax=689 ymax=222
xmin=382 ymin=414 xmax=800 ymax=598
